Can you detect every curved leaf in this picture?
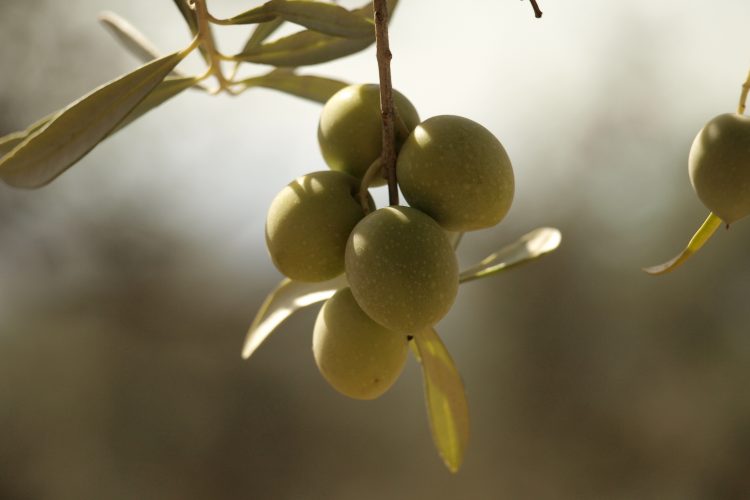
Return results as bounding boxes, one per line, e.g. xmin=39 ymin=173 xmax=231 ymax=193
xmin=113 ymin=75 xmax=202 ymax=132
xmin=275 ymin=0 xmax=374 ymax=38
xmin=0 ymin=48 xmax=190 ymax=188
xmin=643 ymin=212 xmax=722 ymax=275
xmin=244 ymin=69 xmax=348 ymax=103
xmin=236 ymin=30 xmax=373 ymax=67
xmin=98 ymin=11 xmax=162 ymax=63
xmin=224 ymin=0 xmax=374 ymax=38
xmin=0 ymin=112 xmax=60 ymax=160
xmin=459 ymin=227 xmax=562 ymax=283
xmin=242 ymin=275 xmax=347 ymax=359
xmin=98 ymin=11 xmax=207 ymax=91
xmin=413 ymin=327 xmax=470 ymax=474
xmin=242 ymin=18 xmax=285 ymax=53
xmin=233 ymin=0 xmax=397 ymax=67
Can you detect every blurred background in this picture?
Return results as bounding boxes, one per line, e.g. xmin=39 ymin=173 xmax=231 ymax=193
xmin=2 ymin=1 xmax=750 ymax=498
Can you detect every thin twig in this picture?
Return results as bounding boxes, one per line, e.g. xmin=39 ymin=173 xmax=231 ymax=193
xmin=373 ymin=0 xmax=399 ymax=206
xmin=193 ymin=0 xmax=236 ymax=94
xmin=738 ymin=68 xmax=750 ymax=115
xmin=529 ymin=0 xmax=543 ymax=18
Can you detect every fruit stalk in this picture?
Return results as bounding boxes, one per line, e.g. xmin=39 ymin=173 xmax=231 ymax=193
xmin=373 ymin=0 xmax=399 ymax=206
xmin=738 ymin=68 xmax=750 ymax=115
xmin=529 ymin=0 xmax=543 ymax=18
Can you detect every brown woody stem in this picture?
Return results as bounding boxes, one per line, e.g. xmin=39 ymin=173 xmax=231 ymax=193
xmin=529 ymin=0 xmax=543 ymax=18
xmin=373 ymin=0 xmax=399 ymax=206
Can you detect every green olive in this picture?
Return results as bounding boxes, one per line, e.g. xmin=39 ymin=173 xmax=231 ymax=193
xmin=313 ymin=287 xmax=408 ymax=400
xmin=396 ymin=115 xmax=515 ymax=231
xmin=345 ymin=206 xmax=458 ymax=333
xmin=689 ymin=113 xmax=750 ymax=224
xmin=318 ymin=84 xmax=420 ymax=183
xmin=265 ymin=170 xmax=373 ymax=282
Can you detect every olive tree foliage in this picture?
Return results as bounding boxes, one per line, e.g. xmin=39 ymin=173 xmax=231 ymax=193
xmin=0 ymin=0 xmax=561 ymax=472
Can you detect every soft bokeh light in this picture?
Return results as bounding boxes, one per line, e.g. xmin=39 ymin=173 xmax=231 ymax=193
xmin=3 ymin=1 xmax=750 ymax=498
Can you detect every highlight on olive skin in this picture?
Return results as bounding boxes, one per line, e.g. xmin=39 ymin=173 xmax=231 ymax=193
xmin=689 ymin=112 xmax=750 ymax=224
xmin=397 ymin=114 xmax=515 ymax=232
xmin=318 ymin=83 xmax=420 ymax=182
xmin=265 ymin=170 xmax=373 ymax=282
xmin=345 ymin=205 xmax=459 ymax=333
xmin=313 ymin=287 xmax=409 ymax=400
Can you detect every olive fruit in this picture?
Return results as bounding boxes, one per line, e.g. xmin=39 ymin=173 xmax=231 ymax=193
xmin=345 ymin=206 xmax=459 ymax=333
xmin=265 ymin=170 xmax=373 ymax=282
xmin=313 ymin=287 xmax=408 ymax=400
xmin=689 ymin=113 xmax=750 ymax=224
xmin=397 ymin=115 xmax=515 ymax=231
xmin=318 ymin=84 xmax=420 ymax=182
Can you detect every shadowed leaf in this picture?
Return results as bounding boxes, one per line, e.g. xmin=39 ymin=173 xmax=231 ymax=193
xmin=0 ymin=112 xmax=59 ymax=160
xmin=98 ymin=11 xmax=207 ymax=91
xmin=113 ymin=75 xmax=202 ymax=132
xmin=459 ymin=227 xmax=562 ymax=283
xmin=233 ymin=0 xmax=397 ymax=67
xmin=0 ymin=48 xmax=190 ymax=188
xmin=223 ymin=0 xmax=374 ymax=38
xmin=242 ymin=275 xmax=347 ymax=359
xmin=244 ymin=69 xmax=348 ymax=103
xmin=413 ymin=327 xmax=470 ymax=473
xmin=643 ymin=212 xmax=722 ymax=275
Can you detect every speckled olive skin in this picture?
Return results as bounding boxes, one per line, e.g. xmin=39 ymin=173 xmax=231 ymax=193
xmin=313 ymin=287 xmax=408 ymax=400
xmin=265 ymin=171 xmax=373 ymax=282
xmin=318 ymin=84 xmax=420 ymax=183
xmin=345 ymin=206 xmax=458 ymax=333
xmin=689 ymin=113 xmax=750 ymax=224
xmin=397 ymin=115 xmax=515 ymax=231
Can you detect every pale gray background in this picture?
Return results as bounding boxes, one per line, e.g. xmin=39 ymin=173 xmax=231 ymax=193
xmin=2 ymin=1 xmax=750 ymax=499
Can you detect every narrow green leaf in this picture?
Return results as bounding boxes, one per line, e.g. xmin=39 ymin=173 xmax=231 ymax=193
xmin=245 ymin=69 xmax=348 ymax=103
xmin=459 ymin=227 xmax=562 ymax=283
xmin=224 ymin=1 xmax=373 ymax=38
xmin=242 ymin=275 xmax=347 ymax=359
xmin=0 ymin=49 xmax=189 ymax=188
xmin=643 ymin=212 xmax=722 ymax=275
xmin=233 ymin=0 xmax=397 ymax=67
xmin=413 ymin=327 xmax=470 ymax=474
xmin=0 ymin=112 xmax=59 ymax=160
xmin=242 ymin=18 xmax=285 ymax=53
xmin=98 ymin=11 xmax=162 ymax=63
xmin=219 ymin=2 xmax=277 ymax=25
xmin=236 ymin=30 xmax=373 ymax=67
xmin=97 ymin=11 xmax=207 ymax=91
xmin=113 ymin=75 xmax=202 ymax=133
xmin=274 ymin=0 xmax=374 ymax=38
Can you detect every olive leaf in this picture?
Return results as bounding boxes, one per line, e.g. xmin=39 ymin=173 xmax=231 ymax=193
xmin=458 ymin=227 xmax=562 ymax=283
xmin=233 ymin=0 xmax=397 ymax=67
xmin=643 ymin=212 xmax=722 ymax=275
xmin=0 ymin=112 xmax=59 ymax=160
xmin=223 ymin=0 xmax=374 ymax=39
xmin=0 ymin=48 xmax=191 ymax=188
xmin=242 ymin=18 xmax=285 ymax=53
xmin=113 ymin=75 xmax=203 ymax=132
xmin=413 ymin=327 xmax=470 ymax=474
xmin=242 ymin=275 xmax=347 ymax=359
xmin=242 ymin=69 xmax=348 ymax=103
xmin=98 ymin=11 xmax=208 ymax=91
xmin=98 ymin=11 xmax=162 ymax=63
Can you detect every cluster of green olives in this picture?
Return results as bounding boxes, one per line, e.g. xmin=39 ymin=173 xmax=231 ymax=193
xmin=265 ymin=84 xmax=515 ymax=399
